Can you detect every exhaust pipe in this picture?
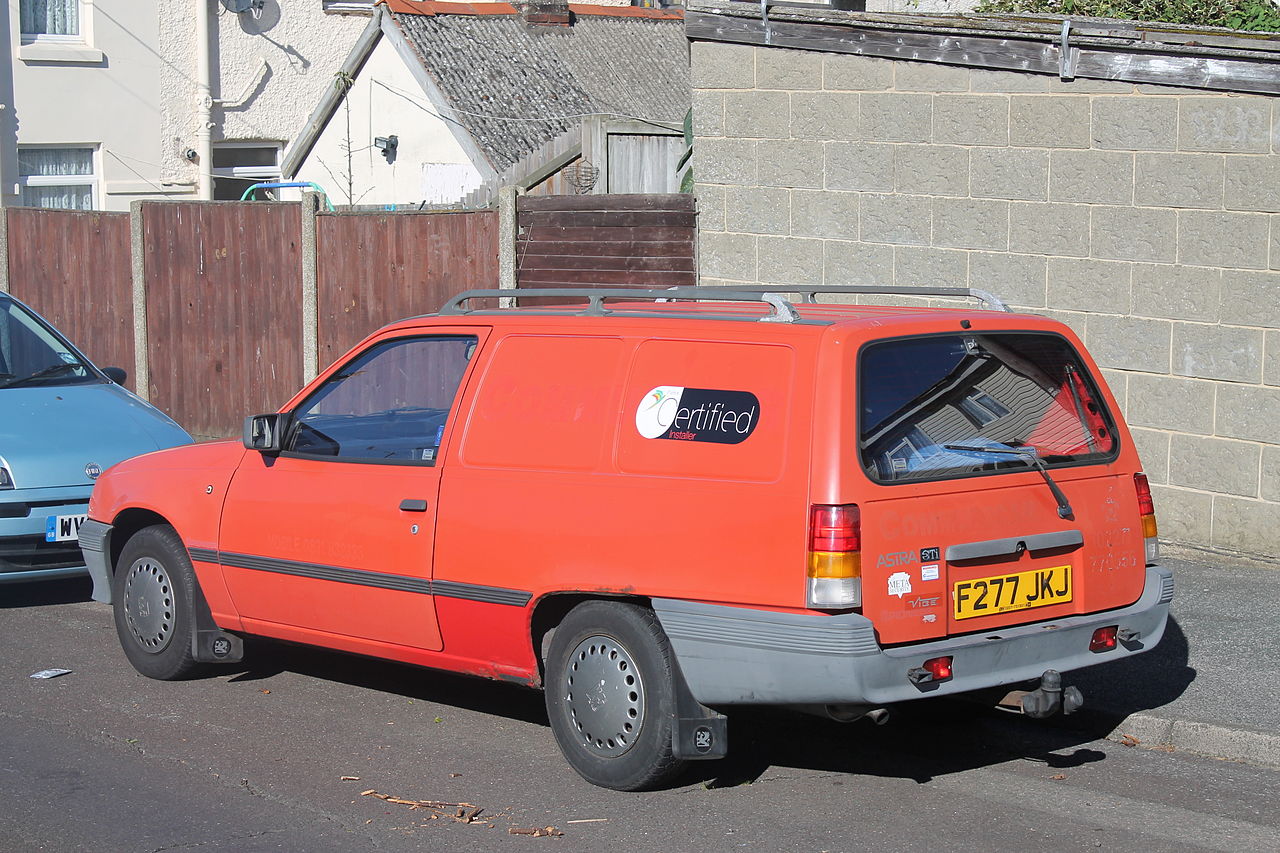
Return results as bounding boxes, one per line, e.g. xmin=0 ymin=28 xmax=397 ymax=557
xmin=788 ymin=704 xmax=891 ymax=724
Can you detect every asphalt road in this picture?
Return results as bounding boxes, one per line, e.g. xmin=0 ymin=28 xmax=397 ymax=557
xmin=2 ymin=576 xmax=1277 ymax=853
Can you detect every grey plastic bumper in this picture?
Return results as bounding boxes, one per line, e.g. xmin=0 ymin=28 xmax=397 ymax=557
xmin=77 ymin=519 xmax=114 ymax=603
xmin=653 ymin=564 xmax=1173 ymax=706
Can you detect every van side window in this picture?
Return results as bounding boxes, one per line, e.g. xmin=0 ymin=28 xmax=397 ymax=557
xmin=285 ymin=335 xmax=476 ymax=464
xmin=859 ymin=333 xmax=1118 ymax=483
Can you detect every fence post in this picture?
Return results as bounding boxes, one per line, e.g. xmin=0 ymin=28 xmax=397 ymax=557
xmin=130 ymin=200 xmax=150 ymax=400
xmin=0 ymin=209 xmax=8 ymax=293
xmin=498 ymin=185 xmax=517 ymax=308
xmin=301 ymin=192 xmax=322 ymax=383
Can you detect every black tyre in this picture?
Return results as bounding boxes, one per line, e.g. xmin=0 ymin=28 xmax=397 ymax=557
xmin=544 ymin=601 xmax=687 ymax=791
xmin=112 ymin=525 xmax=203 ymax=680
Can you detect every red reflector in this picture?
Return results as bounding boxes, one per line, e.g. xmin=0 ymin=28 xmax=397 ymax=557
xmin=1134 ymin=473 xmax=1154 ymax=517
xmin=924 ymin=656 xmax=952 ymax=680
xmin=1090 ymin=626 xmax=1118 ymax=652
xmin=809 ymin=504 xmax=860 ymax=552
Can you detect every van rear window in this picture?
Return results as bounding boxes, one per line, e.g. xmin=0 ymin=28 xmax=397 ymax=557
xmin=859 ymin=333 xmax=1117 ymax=483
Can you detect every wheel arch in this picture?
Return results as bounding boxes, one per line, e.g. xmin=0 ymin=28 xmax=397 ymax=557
xmin=108 ymin=509 xmax=173 ymax=576
xmin=530 ymin=592 xmax=653 ymax=686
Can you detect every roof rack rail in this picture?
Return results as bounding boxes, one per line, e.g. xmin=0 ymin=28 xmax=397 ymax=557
xmin=438 ymin=285 xmax=1012 ymax=321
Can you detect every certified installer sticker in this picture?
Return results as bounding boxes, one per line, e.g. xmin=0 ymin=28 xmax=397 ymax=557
xmin=635 ymin=386 xmax=760 ymax=444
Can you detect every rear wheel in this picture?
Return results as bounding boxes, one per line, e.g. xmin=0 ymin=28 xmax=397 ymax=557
xmin=544 ymin=601 xmax=687 ymax=791
xmin=112 ymin=525 xmax=202 ymax=680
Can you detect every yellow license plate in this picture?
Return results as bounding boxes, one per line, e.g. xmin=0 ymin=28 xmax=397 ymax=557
xmin=953 ymin=565 xmax=1072 ymax=621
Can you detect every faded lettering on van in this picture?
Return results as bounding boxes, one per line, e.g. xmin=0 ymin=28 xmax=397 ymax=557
xmin=635 ymin=386 xmax=760 ymax=444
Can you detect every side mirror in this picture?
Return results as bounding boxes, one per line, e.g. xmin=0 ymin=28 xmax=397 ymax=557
xmin=102 ymin=366 xmax=128 ymax=384
xmin=243 ymin=413 xmax=287 ymax=453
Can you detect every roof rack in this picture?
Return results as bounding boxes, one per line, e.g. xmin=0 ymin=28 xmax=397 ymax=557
xmin=438 ymin=285 xmax=1012 ymax=322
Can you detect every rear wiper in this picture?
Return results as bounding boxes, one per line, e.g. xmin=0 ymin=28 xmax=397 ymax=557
xmin=0 ymin=363 xmax=78 ymax=389
xmin=944 ymin=443 xmax=1074 ymax=519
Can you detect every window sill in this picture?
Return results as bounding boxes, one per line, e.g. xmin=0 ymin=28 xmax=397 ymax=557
xmin=19 ymin=43 xmax=105 ymax=64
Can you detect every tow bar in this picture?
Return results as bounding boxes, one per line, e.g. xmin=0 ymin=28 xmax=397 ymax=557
xmin=1018 ymin=669 xmax=1084 ymax=718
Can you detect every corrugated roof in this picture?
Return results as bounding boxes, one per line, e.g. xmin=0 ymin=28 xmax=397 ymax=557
xmin=386 ymin=2 xmax=690 ymax=172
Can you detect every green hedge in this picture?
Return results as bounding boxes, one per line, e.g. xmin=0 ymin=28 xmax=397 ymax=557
xmin=973 ymin=0 xmax=1280 ymax=32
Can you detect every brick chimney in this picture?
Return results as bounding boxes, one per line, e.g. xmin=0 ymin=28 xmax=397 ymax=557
xmin=522 ymin=1 xmax=571 ymax=27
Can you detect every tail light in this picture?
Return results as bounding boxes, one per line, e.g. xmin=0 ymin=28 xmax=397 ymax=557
xmin=807 ymin=504 xmax=861 ymax=609
xmin=1134 ymin=473 xmax=1159 ymax=563
xmin=1090 ymin=625 xmax=1118 ymax=652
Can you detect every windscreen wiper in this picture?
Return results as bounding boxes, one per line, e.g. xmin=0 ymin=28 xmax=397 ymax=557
xmin=0 ymin=362 xmax=78 ymax=389
xmin=944 ymin=443 xmax=1074 ymax=519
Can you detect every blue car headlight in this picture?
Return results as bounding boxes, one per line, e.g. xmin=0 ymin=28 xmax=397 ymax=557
xmin=0 ymin=466 xmax=12 ymax=489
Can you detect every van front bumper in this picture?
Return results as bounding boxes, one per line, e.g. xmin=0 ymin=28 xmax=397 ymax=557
xmin=652 ymin=564 xmax=1173 ymax=707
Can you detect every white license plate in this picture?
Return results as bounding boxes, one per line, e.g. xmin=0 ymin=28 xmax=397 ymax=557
xmin=45 ymin=513 xmax=87 ymax=542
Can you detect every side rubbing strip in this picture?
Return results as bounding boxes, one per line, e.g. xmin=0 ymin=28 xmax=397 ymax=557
xmin=203 ymin=550 xmax=530 ymax=606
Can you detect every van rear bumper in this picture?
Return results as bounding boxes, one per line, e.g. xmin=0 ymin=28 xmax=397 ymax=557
xmin=652 ymin=564 xmax=1173 ymax=707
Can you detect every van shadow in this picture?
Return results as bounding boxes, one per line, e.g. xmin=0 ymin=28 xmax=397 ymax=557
xmin=218 ymin=615 xmax=1194 ymax=790
xmin=0 ymin=577 xmax=93 ymax=608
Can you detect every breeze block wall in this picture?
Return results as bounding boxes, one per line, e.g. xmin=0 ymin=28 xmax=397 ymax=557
xmin=691 ymin=40 xmax=1280 ymax=559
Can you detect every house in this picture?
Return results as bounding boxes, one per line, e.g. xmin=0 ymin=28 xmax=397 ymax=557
xmin=283 ymin=0 xmax=691 ymax=207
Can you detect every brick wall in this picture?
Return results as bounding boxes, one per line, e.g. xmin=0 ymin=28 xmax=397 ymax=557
xmin=691 ymin=41 xmax=1280 ymax=559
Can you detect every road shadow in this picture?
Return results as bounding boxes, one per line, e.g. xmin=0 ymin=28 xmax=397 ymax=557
xmin=0 ymin=576 xmax=92 ymax=608
xmin=1062 ymin=615 xmax=1194 ymax=720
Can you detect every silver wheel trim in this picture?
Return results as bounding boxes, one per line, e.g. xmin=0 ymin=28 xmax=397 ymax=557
xmin=122 ymin=557 xmax=175 ymax=653
xmin=563 ymin=634 xmax=645 ymax=758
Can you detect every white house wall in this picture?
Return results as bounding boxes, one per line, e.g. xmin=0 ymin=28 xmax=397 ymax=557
xmin=293 ymin=34 xmax=480 ymax=207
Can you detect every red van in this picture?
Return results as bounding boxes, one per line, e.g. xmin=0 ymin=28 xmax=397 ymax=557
xmin=79 ymin=286 xmax=1171 ymax=790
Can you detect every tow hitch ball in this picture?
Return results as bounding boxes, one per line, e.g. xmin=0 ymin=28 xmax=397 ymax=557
xmin=1021 ymin=669 xmax=1084 ymax=719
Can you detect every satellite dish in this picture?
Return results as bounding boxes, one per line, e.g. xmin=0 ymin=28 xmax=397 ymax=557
xmin=220 ymin=0 xmax=258 ymax=13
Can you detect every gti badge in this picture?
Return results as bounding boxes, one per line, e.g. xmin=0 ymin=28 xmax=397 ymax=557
xmin=85 ymin=463 xmax=102 ymax=480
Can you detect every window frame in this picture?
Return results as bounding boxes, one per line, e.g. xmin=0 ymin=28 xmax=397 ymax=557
xmin=212 ymin=142 xmax=283 ymax=201
xmin=19 ymin=0 xmax=84 ymax=43
xmin=16 ymin=145 xmax=99 ymax=210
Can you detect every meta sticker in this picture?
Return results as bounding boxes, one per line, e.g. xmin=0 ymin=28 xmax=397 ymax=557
xmin=887 ymin=571 xmax=912 ymax=599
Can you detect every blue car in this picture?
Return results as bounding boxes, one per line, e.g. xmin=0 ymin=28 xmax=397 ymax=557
xmin=0 ymin=292 xmax=191 ymax=583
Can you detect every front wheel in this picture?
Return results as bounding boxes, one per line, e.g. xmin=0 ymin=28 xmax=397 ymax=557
xmin=112 ymin=524 xmax=203 ymax=680
xmin=544 ymin=601 xmax=687 ymax=791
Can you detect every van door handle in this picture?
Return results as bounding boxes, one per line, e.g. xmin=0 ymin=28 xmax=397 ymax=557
xmin=399 ymin=499 xmax=428 ymax=512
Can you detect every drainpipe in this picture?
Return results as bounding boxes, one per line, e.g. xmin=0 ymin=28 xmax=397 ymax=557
xmin=195 ymin=0 xmax=213 ymax=199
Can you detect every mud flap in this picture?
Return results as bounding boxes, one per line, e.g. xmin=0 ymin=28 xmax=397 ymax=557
xmin=670 ymin=658 xmax=728 ymax=760
xmin=190 ymin=583 xmax=244 ymax=664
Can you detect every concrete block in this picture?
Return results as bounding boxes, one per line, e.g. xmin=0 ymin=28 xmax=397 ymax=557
xmin=1010 ymin=95 xmax=1090 ymax=148
xmin=1009 ymin=202 xmax=1090 ymax=258
xmin=1178 ymin=211 xmax=1270 ymax=270
xmin=969 ymin=252 xmax=1047 ymax=309
xmin=691 ymin=41 xmax=756 ymax=90
xmin=1127 ymin=374 xmax=1215 ymax=435
xmin=970 ymin=148 xmax=1048 ymax=201
xmin=694 ymin=184 xmax=726 ymax=232
xmin=894 ymin=145 xmax=969 ymax=196
xmin=825 ymin=142 xmax=894 ymax=192
xmin=757 ymin=140 xmax=824 ymax=189
xmin=1173 ymin=322 xmax=1263 ymax=383
xmin=1049 ymin=78 xmax=1134 ymax=94
xmin=1099 ymin=368 xmax=1127 ymax=413
xmin=699 ymin=231 xmax=757 ymax=281
xmin=724 ymin=91 xmax=790 ymax=140
xmin=1086 ymin=314 xmax=1171 ymax=373
xmin=1131 ymin=264 xmax=1221 ymax=322
xmin=1134 ymin=153 xmax=1225 ymax=210
xmin=932 ymin=95 xmax=1010 ymax=147
xmin=823 ymin=53 xmax=893 ymax=92
xmin=1037 ymin=308 xmax=1088 ymax=339
xmin=725 ymin=186 xmax=791 ymax=236
xmin=1129 ymin=427 xmax=1169 ymax=484
xmin=895 ymin=60 xmax=969 ymax=92
xmin=893 ymin=246 xmax=968 ymax=289
xmin=1211 ymin=495 xmax=1280 ymax=556
xmin=1047 ymin=257 xmax=1131 ymax=314
xmin=1178 ymin=97 xmax=1271 ymax=154
xmin=1267 ymin=330 xmax=1280 ymax=386
xmin=758 ymin=235 xmax=824 ymax=285
xmin=860 ymin=193 xmax=932 ymax=246
xmin=790 ymin=189 xmax=859 ymax=240
xmin=823 ymin=240 xmax=895 ymax=286
xmin=1220 ymin=270 xmax=1280 ymax=329
xmin=1215 ymin=383 xmax=1280 ymax=444
xmin=1149 ymin=485 xmax=1212 ymax=546
xmin=1262 ymin=445 xmax=1280 ymax=501
xmin=1092 ymin=97 xmax=1177 ymax=151
xmin=790 ymin=92 xmax=861 ymax=141
xmin=1049 ymin=150 xmax=1134 ymax=205
xmin=692 ymin=91 xmax=725 ymax=138
xmin=1224 ymin=156 xmax=1280 ymax=213
xmin=932 ymin=197 xmax=1008 ymax=251
xmin=971 ymin=69 xmax=1048 ymax=93
xmin=1090 ymin=206 xmax=1177 ymax=264
xmin=1169 ymin=434 xmax=1260 ymax=497
xmin=1274 ymin=216 xmax=1280 ymax=271
xmin=694 ymin=138 xmax=757 ymax=186
xmin=756 ymin=47 xmax=822 ymax=91
xmin=861 ymin=93 xmax=933 ymax=144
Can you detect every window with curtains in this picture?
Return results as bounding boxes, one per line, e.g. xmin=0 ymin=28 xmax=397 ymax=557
xmin=17 ymin=148 xmax=96 ymax=210
xmin=19 ymin=0 xmax=81 ymax=39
